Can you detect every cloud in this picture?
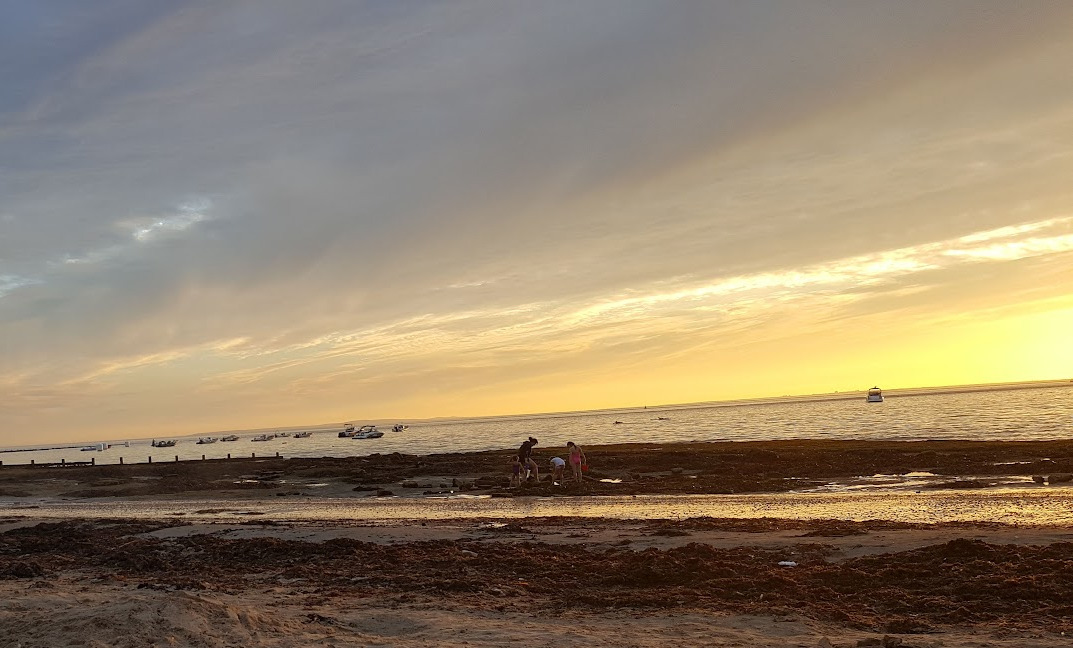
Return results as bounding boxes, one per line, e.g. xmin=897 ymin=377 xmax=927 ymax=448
xmin=3 ymin=2 xmax=1073 ymax=437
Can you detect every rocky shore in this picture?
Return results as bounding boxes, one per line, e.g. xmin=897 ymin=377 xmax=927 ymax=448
xmin=3 ymin=439 xmax=1073 ymax=499
xmin=1 ymin=516 xmax=1072 ymax=647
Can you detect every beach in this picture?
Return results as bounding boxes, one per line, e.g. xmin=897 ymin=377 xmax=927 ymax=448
xmin=3 ymin=440 xmax=1073 ymax=647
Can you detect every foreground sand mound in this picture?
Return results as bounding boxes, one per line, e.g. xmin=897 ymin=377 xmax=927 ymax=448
xmin=0 ymin=586 xmax=312 ymax=648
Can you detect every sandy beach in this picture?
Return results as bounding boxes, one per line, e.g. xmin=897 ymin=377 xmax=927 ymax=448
xmin=2 ymin=440 xmax=1073 ymax=647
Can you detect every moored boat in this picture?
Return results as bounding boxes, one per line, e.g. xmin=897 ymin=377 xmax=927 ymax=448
xmin=293 ymin=431 xmax=313 ymax=438
xmin=867 ymin=387 xmax=884 ymax=403
xmin=251 ymin=434 xmax=273 ymax=442
xmin=151 ymin=439 xmax=177 ymax=448
xmin=197 ymin=437 xmax=218 ymax=444
xmin=220 ymin=435 xmax=239 ymax=442
xmin=352 ymin=425 xmax=383 ymax=439
xmin=339 ymin=423 xmax=357 ymax=438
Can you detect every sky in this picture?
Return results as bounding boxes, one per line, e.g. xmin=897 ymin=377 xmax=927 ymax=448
xmin=3 ymin=1 xmax=1073 ymax=443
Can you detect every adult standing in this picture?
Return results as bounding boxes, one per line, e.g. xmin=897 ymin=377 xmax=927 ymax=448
xmin=518 ymin=436 xmax=539 ymax=482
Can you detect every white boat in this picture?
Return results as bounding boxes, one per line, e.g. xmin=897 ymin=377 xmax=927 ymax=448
xmin=151 ymin=439 xmax=177 ymax=448
xmin=220 ymin=435 xmax=239 ymax=442
xmin=352 ymin=425 xmax=384 ymax=439
xmin=391 ymin=424 xmax=407 ymax=433
xmin=867 ymin=387 xmax=884 ymax=403
xmin=80 ymin=443 xmax=106 ymax=452
xmin=293 ymin=431 xmax=313 ymax=438
xmin=197 ymin=437 xmax=218 ymax=444
xmin=339 ymin=423 xmax=357 ymax=438
xmin=251 ymin=434 xmax=273 ymax=442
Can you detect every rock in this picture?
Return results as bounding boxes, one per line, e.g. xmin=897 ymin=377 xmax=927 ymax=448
xmin=401 ymin=481 xmax=420 ymax=488
xmin=882 ymin=636 xmax=902 ymax=647
xmin=376 ymin=489 xmax=394 ymax=496
xmin=460 ymin=549 xmax=478 ymax=557
xmin=818 ymin=638 xmax=834 ymax=648
xmin=1048 ymin=473 xmax=1073 ymax=484
xmin=1032 ymin=475 xmax=1046 ymax=484
xmin=857 ymin=639 xmax=881 ymax=648
xmin=671 ymin=467 xmax=684 ymax=475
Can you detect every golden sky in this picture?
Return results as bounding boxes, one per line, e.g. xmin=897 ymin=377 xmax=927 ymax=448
xmin=2 ymin=2 xmax=1073 ymax=442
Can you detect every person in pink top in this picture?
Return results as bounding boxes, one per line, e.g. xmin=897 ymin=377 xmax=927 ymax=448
xmin=566 ymin=441 xmax=586 ymax=483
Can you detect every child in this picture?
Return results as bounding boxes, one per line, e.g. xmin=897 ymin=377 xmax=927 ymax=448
xmin=567 ymin=441 xmax=586 ymax=483
xmin=509 ymin=455 xmax=522 ymax=487
xmin=549 ymin=456 xmax=566 ymax=483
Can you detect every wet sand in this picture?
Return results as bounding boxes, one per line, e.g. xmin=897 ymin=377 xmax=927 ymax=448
xmin=3 ymin=440 xmax=1073 ymax=646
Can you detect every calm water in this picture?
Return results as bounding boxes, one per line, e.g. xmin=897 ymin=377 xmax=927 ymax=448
xmin=5 ymin=488 xmax=1073 ymax=526
xmin=4 ymin=384 xmax=1072 ymax=466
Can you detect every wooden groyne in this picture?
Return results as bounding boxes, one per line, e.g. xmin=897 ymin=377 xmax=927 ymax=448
xmin=0 ymin=452 xmax=282 ymax=468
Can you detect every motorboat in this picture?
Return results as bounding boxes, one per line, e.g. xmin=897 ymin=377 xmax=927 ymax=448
xmin=151 ymin=439 xmax=177 ymax=448
xmin=293 ymin=431 xmax=313 ymax=438
xmin=339 ymin=423 xmax=357 ymax=438
xmin=80 ymin=443 xmax=106 ymax=452
xmin=391 ymin=424 xmax=407 ymax=433
xmin=352 ymin=425 xmax=384 ymax=439
xmin=251 ymin=434 xmax=273 ymax=442
xmin=867 ymin=387 xmax=884 ymax=403
xmin=220 ymin=435 xmax=239 ymax=442
xmin=196 ymin=437 xmax=218 ymax=444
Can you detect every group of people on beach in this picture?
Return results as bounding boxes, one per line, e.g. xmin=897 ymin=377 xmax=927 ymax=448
xmin=509 ymin=436 xmax=587 ymax=486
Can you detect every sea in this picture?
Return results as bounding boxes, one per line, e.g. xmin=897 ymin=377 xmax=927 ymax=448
xmin=4 ymin=382 xmax=1073 ymax=525
xmin=3 ymin=381 xmax=1072 ymax=467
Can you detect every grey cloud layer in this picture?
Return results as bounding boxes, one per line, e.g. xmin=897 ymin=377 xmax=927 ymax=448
xmin=3 ymin=1 xmax=1073 ymax=434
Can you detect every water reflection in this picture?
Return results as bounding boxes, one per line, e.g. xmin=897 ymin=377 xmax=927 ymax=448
xmin=5 ymin=488 xmax=1073 ymax=526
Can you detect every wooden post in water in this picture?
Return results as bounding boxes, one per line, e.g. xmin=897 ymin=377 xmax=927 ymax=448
xmin=227 ymin=453 xmax=231 ymax=459
xmin=30 ymin=459 xmax=34 ymax=466
xmin=275 ymin=452 xmax=279 ymax=458
xmin=175 ymin=455 xmax=179 ymax=462
xmin=201 ymin=454 xmax=205 ymax=461
xmin=148 ymin=456 xmax=152 ymax=464
xmin=91 ymin=458 xmax=95 ymax=466
xmin=252 ymin=452 xmax=256 ymax=459
xmin=119 ymin=457 xmax=124 ymax=465
xmin=61 ymin=459 xmax=65 ymax=465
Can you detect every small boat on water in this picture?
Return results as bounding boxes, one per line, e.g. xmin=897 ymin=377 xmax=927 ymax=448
xmin=80 ymin=443 xmax=106 ymax=452
xmin=275 ymin=432 xmax=291 ymax=438
xmin=339 ymin=423 xmax=357 ymax=438
xmin=867 ymin=387 xmax=884 ymax=403
xmin=391 ymin=424 xmax=407 ymax=433
xmin=220 ymin=435 xmax=239 ymax=442
xmin=251 ymin=434 xmax=273 ymax=442
xmin=352 ymin=425 xmax=384 ymax=439
xmin=151 ymin=439 xmax=177 ymax=448
xmin=197 ymin=437 xmax=218 ymax=444
xmin=293 ymin=431 xmax=313 ymax=438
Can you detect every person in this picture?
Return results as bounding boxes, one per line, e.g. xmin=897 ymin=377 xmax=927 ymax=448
xmin=518 ymin=436 xmax=539 ymax=482
xmin=567 ymin=441 xmax=586 ymax=483
xmin=509 ymin=455 xmax=522 ymax=487
xmin=549 ymin=456 xmax=566 ymax=483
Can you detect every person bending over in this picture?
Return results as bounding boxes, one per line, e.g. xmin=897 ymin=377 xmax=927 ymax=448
xmin=518 ymin=436 xmax=539 ymax=482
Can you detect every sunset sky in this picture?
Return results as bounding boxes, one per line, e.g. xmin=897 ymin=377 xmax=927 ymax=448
xmin=3 ymin=2 xmax=1073 ymax=443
